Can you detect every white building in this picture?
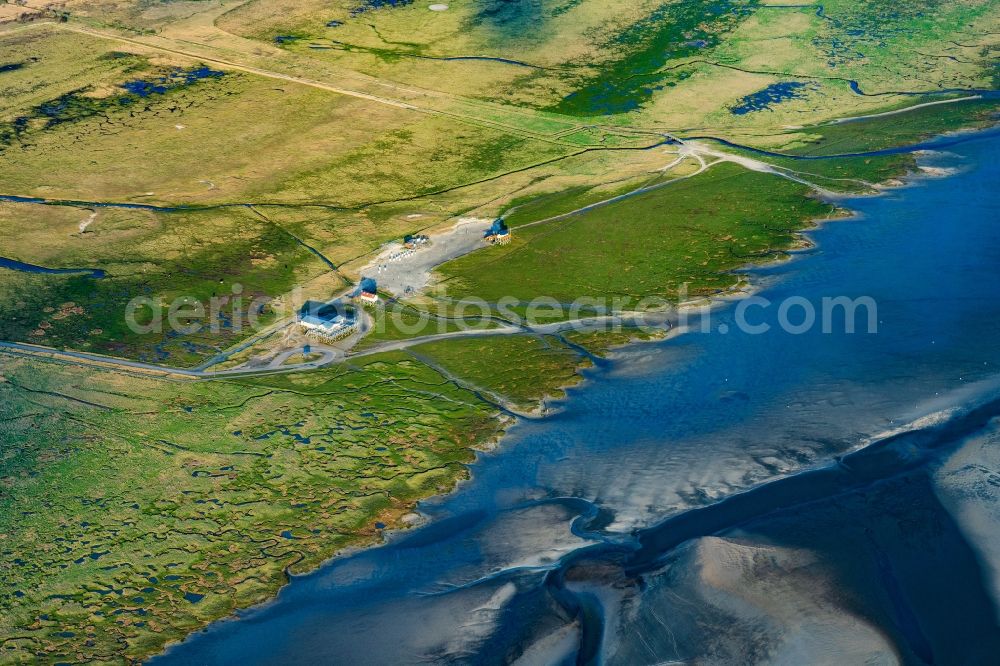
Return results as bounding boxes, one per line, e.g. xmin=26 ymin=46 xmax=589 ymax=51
xmin=297 ymin=300 xmax=358 ymax=340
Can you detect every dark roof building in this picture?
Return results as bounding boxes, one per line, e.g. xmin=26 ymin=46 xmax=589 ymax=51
xmin=484 ymin=219 xmax=511 ymax=245
xmin=484 ymin=219 xmax=509 ymax=238
xmin=297 ymin=300 xmax=358 ymax=338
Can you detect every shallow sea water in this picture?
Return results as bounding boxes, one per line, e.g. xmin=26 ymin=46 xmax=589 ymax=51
xmin=155 ymin=133 xmax=1000 ymax=664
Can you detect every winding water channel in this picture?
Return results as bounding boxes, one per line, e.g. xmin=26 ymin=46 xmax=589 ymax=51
xmin=150 ymin=130 xmax=1000 ymax=663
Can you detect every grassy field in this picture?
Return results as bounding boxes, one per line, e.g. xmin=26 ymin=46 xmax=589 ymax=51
xmin=434 ymin=163 xmax=835 ymax=305
xmin=0 ymin=25 xmax=579 ymax=364
xmin=709 ymin=96 xmax=1000 ymax=191
xmin=412 ymin=334 xmax=587 ymax=411
xmin=0 ymin=351 xmax=500 ymax=662
xmin=201 ymin=0 xmax=999 ymax=130
xmin=775 ymin=97 xmax=1000 ymax=157
xmin=0 ymin=0 xmax=998 ymax=662
xmin=0 ymin=202 xmax=336 ymax=365
xmin=357 ymin=302 xmax=506 ymax=346
xmin=564 ymin=326 xmax=668 ymax=357
xmin=0 ymin=323 xmax=597 ymax=662
xmin=0 ymin=29 xmax=571 ymax=206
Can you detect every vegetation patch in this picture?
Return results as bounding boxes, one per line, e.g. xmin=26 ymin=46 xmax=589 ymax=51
xmin=0 ymin=204 xmax=335 ymax=365
xmin=0 ymin=64 xmax=223 ymax=153
xmin=412 ymin=334 xmax=586 ymax=411
xmin=550 ymin=0 xmax=760 ymax=115
xmin=0 ymin=352 xmax=500 ymax=663
xmin=0 ymin=2 xmax=997 ymax=662
xmin=730 ymin=81 xmax=816 ymax=115
xmin=435 ymin=164 xmax=834 ymax=304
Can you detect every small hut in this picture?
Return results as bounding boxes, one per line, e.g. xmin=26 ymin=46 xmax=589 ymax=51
xmin=484 ymin=219 xmax=511 ymax=245
xmin=354 ymin=277 xmax=379 ymax=305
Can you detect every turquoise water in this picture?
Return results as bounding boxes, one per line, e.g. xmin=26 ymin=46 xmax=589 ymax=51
xmin=155 ymin=132 xmax=1000 ymax=663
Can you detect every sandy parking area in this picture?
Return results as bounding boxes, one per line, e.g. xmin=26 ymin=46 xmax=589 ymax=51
xmin=360 ymin=217 xmax=495 ymax=296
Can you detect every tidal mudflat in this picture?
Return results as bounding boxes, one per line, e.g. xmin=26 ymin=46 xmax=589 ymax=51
xmin=153 ymin=131 xmax=1000 ymax=663
xmin=2 ymin=1 xmax=998 ymax=661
